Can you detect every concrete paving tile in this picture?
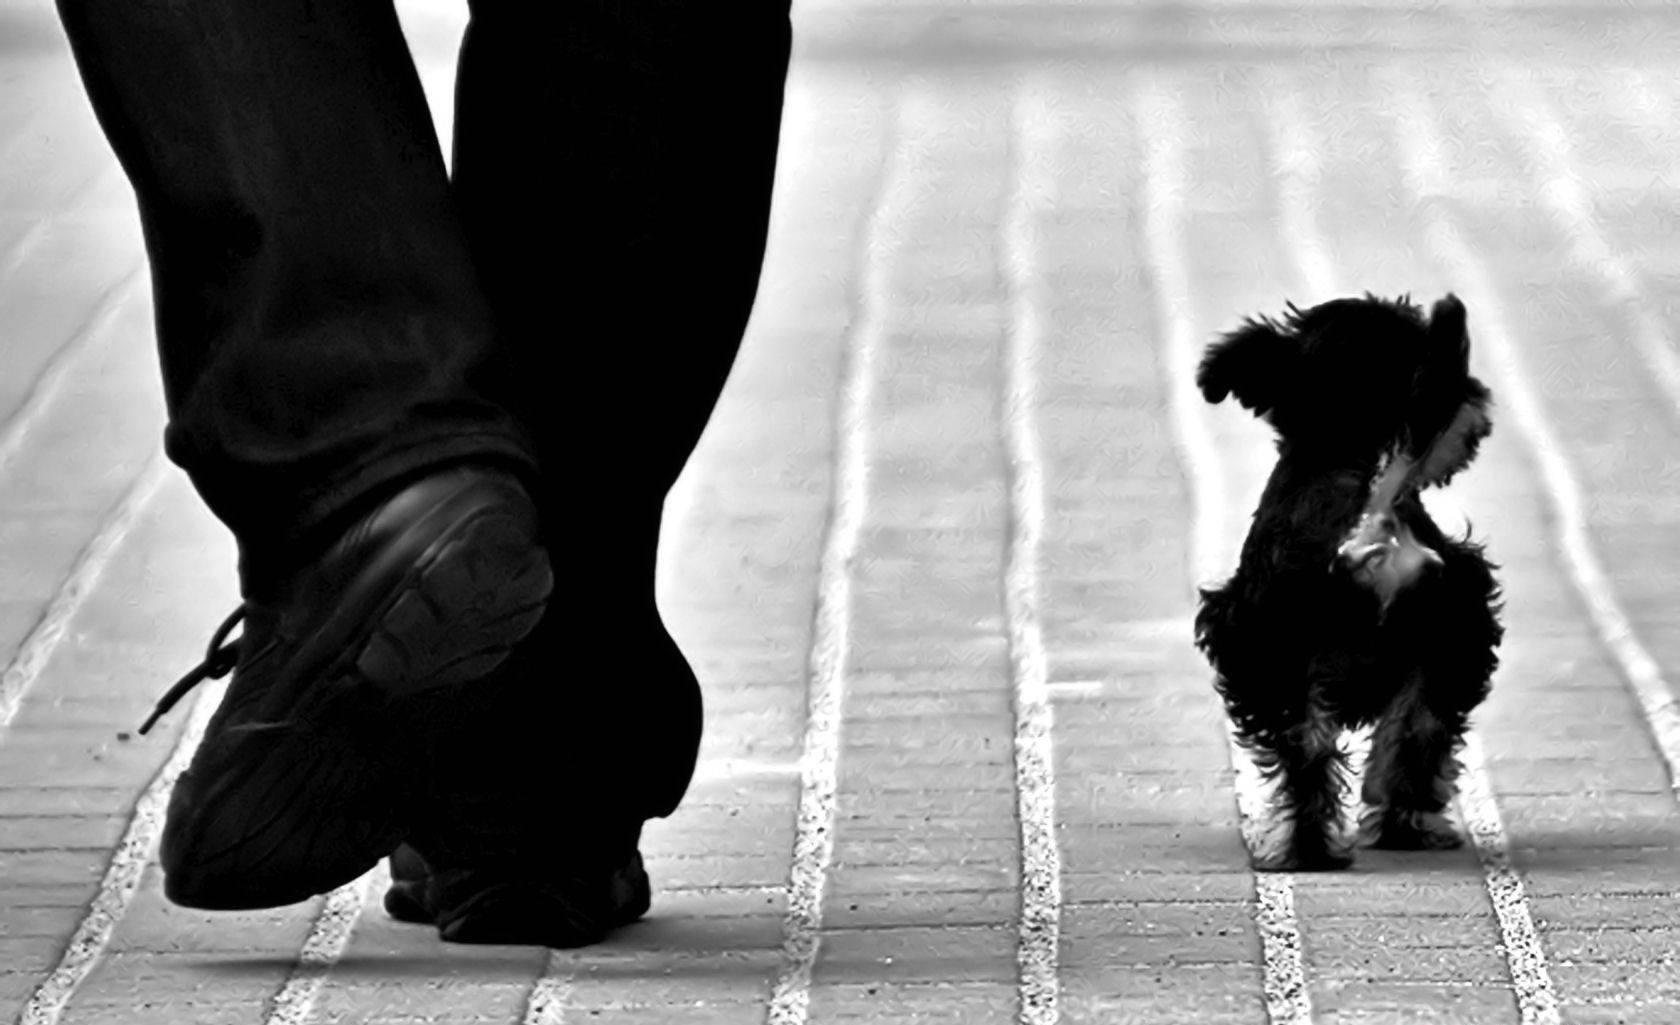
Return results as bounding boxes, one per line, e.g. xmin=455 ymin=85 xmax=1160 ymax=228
xmin=557 ymin=950 xmax=780 ymax=1006
xmin=309 ymin=982 xmax=537 ymax=1025
xmin=808 ymin=980 xmax=1016 ymax=1024
xmin=644 ymin=887 xmax=785 ymax=921
xmin=59 ymin=998 xmax=273 ymax=1025
xmin=1305 ymin=942 xmax=1513 ymax=985
xmin=1061 ymin=961 xmax=1266 ymax=1007
xmin=1061 ymin=922 xmax=1256 ymax=968
xmin=825 ymin=865 xmax=1018 ymax=898
xmin=0 ymin=848 xmax=109 ymax=886
xmin=0 ymin=936 xmax=68 ymax=974
xmin=1551 ymin=962 xmax=1680 ymax=1001
xmin=1300 ymin=914 xmax=1498 ymax=950
xmin=640 ymin=854 xmax=791 ymax=890
xmin=0 ymin=814 xmax=128 ymax=850
xmin=1311 ymin=982 xmax=1521 ymax=1020
xmin=1542 ymin=926 xmax=1680 ymax=964
xmin=814 ymin=925 xmax=1016 ymax=985
xmin=1562 ymin=1002 xmax=1680 ymax=1025
xmin=1061 ymin=871 xmax=1256 ymax=904
xmin=830 ymin=836 xmax=1020 ymax=869
xmin=823 ymin=888 xmax=1017 ymax=929
xmin=1531 ymin=893 xmax=1680 ymax=931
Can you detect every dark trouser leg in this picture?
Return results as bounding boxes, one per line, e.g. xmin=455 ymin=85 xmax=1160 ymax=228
xmin=444 ymin=0 xmax=792 ymax=832
xmin=54 ymin=0 xmax=534 ymax=594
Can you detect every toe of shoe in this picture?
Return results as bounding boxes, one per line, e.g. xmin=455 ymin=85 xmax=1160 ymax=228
xmin=159 ymin=753 xmax=402 ymax=910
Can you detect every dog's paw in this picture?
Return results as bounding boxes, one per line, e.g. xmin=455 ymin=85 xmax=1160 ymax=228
xmin=1361 ymin=808 xmax=1463 ymax=851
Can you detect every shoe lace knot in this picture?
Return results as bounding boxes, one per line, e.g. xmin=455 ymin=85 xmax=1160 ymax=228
xmin=138 ymin=606 xmax=246 ymax=735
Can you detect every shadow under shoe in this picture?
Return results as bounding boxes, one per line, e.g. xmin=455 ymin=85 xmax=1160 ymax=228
xmin=147 ymin=466 xmax=553 ymax=910
xmin=383 ymin=840 xmax=652 ymax=949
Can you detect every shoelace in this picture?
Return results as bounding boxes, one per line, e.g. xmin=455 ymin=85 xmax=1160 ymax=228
xmin=138 ymin=606 xmax=246 ymax=735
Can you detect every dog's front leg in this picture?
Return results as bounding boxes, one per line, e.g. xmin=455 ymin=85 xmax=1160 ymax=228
xmin=1360 ymin=672 xmax=1466 ymax=850
xmin=1248 ymin=705 xmax=1353 ymax=871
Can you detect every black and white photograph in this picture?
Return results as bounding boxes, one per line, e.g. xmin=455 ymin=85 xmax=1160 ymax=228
xmin=1 ymin=0 xmax=1677 ymax=1022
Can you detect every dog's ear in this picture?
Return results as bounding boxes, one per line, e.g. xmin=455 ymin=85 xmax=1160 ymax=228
xmin=1197 ymin=316 xmax=1299 ymax=415
xmin=1428 ymin=293 xmax=1469 ymax=366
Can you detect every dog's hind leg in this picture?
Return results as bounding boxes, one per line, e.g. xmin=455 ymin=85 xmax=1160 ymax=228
xmin=1360 ymin=672 xmax=1467 ymax=850
xmin=1247 ymin=705 xmax=1354 ymax=871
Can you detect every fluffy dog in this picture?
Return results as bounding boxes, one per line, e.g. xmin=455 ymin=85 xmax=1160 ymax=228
xmin=1193 ymin=293 xmax=1503 ymax=870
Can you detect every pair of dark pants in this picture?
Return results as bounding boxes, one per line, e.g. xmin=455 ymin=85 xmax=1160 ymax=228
xmin=56 ymin=0 xmax=791 ymax=836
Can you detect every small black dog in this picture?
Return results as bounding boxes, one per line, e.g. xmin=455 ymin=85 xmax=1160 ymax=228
xmin=1193 ymin=294 xmax=1503 ymax=870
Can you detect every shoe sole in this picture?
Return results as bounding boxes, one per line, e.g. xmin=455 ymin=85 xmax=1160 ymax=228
xmin=161 ymin=470 xmax=552 ymax=910
xmin=293 ymin=469 xmax=553 ymax=698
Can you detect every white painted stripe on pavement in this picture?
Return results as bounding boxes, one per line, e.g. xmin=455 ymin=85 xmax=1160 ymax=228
xmin=1002 ymin=76 xmax=1062 ymax=1025
xmin=522 ymin=956 xmax=574 ymax=1025
xmin=1456 ymin=733 xmax=1562 ymax=1025
xmin=264 ymin=871 xmax=376 ymax=1025
xmin=0 ymin=266 xmax=145 ymax=475
xmin=18 ymin=685 xmax=222 ymax=1025
xmin=767 ymin=92 xmax=908 ymax=1025
xmin=1277 ymin=77 xmax=1560 ymax=1025
xmin=1136 ymin=76 xmax=1313 ymax=1025
xmin=1491 ymin=66 xmax=1680 ymax=421
xmin=0 ymin=447 xmax=170 ymax=732
xmin=1389 ymin=69 xmax=1680 ymax=799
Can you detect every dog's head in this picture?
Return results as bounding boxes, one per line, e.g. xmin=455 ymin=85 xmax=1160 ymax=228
xmin=1197 ymin=293 xmax=1490 ymax=481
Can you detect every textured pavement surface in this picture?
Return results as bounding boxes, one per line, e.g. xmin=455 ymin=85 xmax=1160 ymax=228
xmin=3 ymin=1 xmax=1680 ymax=1023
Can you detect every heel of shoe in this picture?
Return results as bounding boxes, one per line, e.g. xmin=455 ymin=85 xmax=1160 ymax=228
xmin=357 ymin=508 xmax=553 ymax=693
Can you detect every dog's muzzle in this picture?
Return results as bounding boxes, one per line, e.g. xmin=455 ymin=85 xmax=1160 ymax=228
xmin=1335 ymin=510 xmax=1442 ymax=609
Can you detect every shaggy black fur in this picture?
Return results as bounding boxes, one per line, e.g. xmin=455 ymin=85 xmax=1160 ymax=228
xmin=1193 ymin=293 xmax=1504 ymax=871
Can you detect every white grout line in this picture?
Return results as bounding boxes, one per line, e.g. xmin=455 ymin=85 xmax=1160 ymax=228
xmin=0 ymin=266 xmax=145 ymax=476
xmin=1002 ymin=76 xmax=1063 ymax=1025
xmin=263 ymin=870 xmax=377 ymax=1025
xmin=1280 ymin=74 xmax=1561 ymax=1025
xmin=521 ymin=955 xmax=574 ymax=1025
xmin=1456 ymin=734 xmax=1562 ymax=1025
xmin=17 ymin=685 xmax=222 ymax=1025
xmin=766 ymin=91 xmax=910 ymax=1025
xmin=1490 ymin=65 xmax=1680 ymax=420
xmin=0 ymin=448 xmax=171 ymax=732
xmin=1387 ymin=68 xmax=1680 ymax=800
xmin=1135 ymin=76 xmax=1313 ymax=1025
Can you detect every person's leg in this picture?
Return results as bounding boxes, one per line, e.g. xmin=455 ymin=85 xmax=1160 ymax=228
xmin=388 ymin=0 xmax=793 ymax=946
xmin=55 ymin=0 xmax=552 ymax=908
xmin=55 ymin=0 xmax=533 ymax=587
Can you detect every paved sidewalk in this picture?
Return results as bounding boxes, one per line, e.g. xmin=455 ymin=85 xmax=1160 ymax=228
xmin=4 ymin=1 xmax=1680 ymax=1023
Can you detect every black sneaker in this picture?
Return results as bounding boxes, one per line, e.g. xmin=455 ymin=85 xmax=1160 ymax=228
xmin=382 ymin=841 xmax=652 ymax=948
xmin=140 ymin=465 xmax=552 ymax=910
